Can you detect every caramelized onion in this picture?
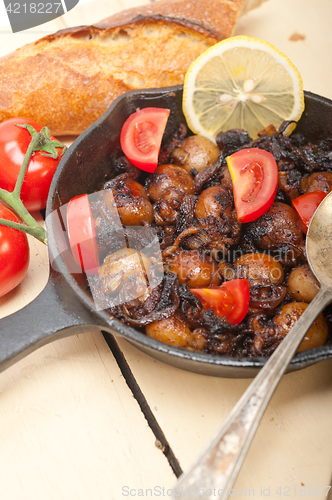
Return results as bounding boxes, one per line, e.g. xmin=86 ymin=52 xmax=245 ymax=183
xmin=249 ymin=285 xmax=286 ymax=311
xmin=162 ymin=226 xmax=200 ymax=258
xmin=120 ymin=274 xmax=180 ymax=326
xmin=194 ymin=156 xmax=222 ymax=195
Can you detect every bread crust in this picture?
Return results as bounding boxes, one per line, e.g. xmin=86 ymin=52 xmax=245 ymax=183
xmin=0 ymin=0 xmax=247 ymax=136
xmin=95 ymin=0 xmax=246 ymax=40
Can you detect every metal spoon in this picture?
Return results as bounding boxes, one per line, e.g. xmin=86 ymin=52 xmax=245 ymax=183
xmin=172 ymin=191 xmax=332 ymax=499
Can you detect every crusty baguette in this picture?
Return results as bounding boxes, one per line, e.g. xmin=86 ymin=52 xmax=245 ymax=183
xmin=0 ymin=0 xmax=262 ymax=136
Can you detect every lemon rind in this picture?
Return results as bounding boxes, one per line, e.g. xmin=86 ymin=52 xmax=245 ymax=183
xmin=183 ymin=36 xmax=305 ymax=143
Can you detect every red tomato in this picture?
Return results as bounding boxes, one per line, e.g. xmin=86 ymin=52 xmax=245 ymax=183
xmin=120 ymin=108 xmax=170 ymax=173
xmin=0 ymin=204 xmax=30 ymax=297
xmin=66 ymin=194 xmax=99 ymax=274
xmin=191 ymin=279 xmax=250 ymax=325
xmin=292 ymin=190 xmax=327 ymax=234
xmin=0 ymin=118 xmax=64 ymax=212
xmin=226 ymin=148 xmax=278 ymax=223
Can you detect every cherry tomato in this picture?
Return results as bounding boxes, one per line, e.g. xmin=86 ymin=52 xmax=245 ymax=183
xmin=0 ymin=204 xmax=30 ymax=297
xmin=120 ymin=108 xmax=170 ymax=173
xmin=191 ymin=279 xmax=250 ymax=325
xmin=292 ymin=190 xmax=327 ymax=234
xmin=0 ymin=118 xmax=64 ymax=212
xmin=226 ymin=148 xmax=278 ymax=223
xmin=66 ymin=194 xmax=99 ymax=274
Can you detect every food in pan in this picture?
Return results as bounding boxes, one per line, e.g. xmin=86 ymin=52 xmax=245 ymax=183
xmin=68 ymin=117 xmax=332 ymax=358
xmin=0 ymin=0 xmax=266 ymax=136
xmin=63 ymin=38 xmax=321 ymax=359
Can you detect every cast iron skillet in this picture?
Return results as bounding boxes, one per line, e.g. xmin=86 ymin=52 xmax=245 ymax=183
xmin=1 ymin=85 xmax=332 ymax=378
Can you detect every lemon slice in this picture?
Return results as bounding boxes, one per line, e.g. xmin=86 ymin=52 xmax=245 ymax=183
xmin=182 ymin=36 xmax=305 ymax=142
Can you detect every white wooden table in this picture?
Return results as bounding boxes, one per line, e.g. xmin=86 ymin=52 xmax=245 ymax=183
xmin=1 ymin=1 xmax=332 ymax=498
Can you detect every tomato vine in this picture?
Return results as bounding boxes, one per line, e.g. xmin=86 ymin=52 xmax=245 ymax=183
xmin=0 ymin=123 xmax=66 ymax=244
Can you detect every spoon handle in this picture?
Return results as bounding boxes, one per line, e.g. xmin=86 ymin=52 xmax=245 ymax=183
xmin=173 ymin=286 xmax=332 ymax=499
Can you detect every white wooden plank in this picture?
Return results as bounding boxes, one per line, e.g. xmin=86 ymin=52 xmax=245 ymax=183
xmin=116 ymin=337 xmax=332 ymax=492
xmin=0 ymin=332 xmax=175 ymax=500
xmin=0 ymin=0 xmax=332 ymax=497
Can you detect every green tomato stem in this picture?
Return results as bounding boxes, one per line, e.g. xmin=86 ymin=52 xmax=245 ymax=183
xmin=0 ymin=217 xmax=47 ymax=244
xmin=13 ymin=131 xmax=41 ymax=197
xmin=0 ymin=130 xmax=48 ymax=244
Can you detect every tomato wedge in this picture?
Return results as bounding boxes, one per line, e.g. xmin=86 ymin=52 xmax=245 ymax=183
xmin=292 ymin=190 xmax=327 ymax=234
xmin=226 ymin=148 xmax=278 ymax=223
xmin=120 ymin=108 xmax=170 ymax=173
xmin=66 ymin=194 xmax=99 ymax=274
xmin=191 ymin=279 xmax=250 ymax=325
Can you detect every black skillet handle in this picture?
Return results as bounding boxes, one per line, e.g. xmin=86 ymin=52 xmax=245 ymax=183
xmin=0 ymin=269 xmax=110 ymax=373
